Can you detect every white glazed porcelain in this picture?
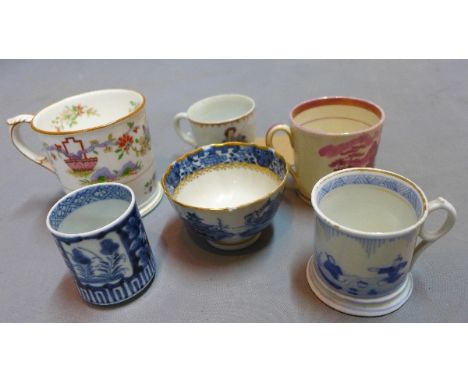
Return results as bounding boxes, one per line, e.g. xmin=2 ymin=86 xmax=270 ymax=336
xmin=162 ymin=143 xmax=288 ymax=250
xmin=173 ymin=94 xmax=256 ymax=147
xmin=307 ymin=168 xmax=457 ymax=316
xmin=7 ymin=89 xmax=163 ymax=216
xmin=266 ymin=97 xmax=384 ymax=204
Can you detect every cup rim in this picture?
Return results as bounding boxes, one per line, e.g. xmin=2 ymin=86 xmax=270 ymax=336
xmin=290 ymin=96 xmax=385 ymax=137
xmin=311 ymin=167 xmax=429 ymax=238
xmin=186 ymin=94 xmax=255 ymax=126
xmin=31 ymin=89 xmax=146 ymax=136
xmin=46 ymin=182 xmax=136 ymax=239
xmin=161 ymin=142 xmax=289 ymax=212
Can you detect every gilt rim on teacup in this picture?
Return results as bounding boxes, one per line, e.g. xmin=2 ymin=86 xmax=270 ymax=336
xmin=161 ymin=142 xmax=289 ymax=212
xmin=290 ymin=96 xmax=385 ymax=137
xmin=31 ymin=89 xmax=146 ymax=136
xmin=311 ymin=167 xmax=429 ymax=238
xmin=186 ymin=94 xmax=255 ymax=126
xmin=46 ymin=182 xmax=136 ymax=239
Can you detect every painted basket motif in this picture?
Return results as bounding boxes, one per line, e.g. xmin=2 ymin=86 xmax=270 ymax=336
xmin=64 ymin=157 xmax=98 ymax=172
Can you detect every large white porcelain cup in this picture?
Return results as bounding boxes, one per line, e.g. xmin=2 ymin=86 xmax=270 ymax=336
xmin=173 ymin=94 xmax=256 ymax=147
xmin=7 ymin=89 xmax=163 ymax=216
xmin=307 ymin=168 xmax=456 ymax=316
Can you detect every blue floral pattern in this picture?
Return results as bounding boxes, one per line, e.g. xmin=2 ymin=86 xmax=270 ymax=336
xmin=122 ymin=215 xmax=152 ymax=268
xmin=315 ymin=250 xmax=409 ymax=298
xmin=49 ymin=184 xmax=156 ymax=305
xmin=164 ymin=144 xmax=287 ymax=195
xmin=65 ymin=239 xmax=130 ymax=285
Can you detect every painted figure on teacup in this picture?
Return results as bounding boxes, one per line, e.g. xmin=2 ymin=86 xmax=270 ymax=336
xmin=222 ymin=127 xmax=247 ymax=143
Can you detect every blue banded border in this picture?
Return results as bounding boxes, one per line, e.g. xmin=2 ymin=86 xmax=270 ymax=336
xmin=316 ymin=172 xmax=423 ymax=217
xmin=76 ymin=257 xmax=156 ymax=306
xmin=49 ymin=184 xmax=132 ymax=231
xmin=164 ymin=144 xmax=287 ymax=195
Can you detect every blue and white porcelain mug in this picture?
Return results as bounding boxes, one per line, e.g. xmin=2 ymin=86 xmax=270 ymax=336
xmin=307 ymin=168 xmax=456 ymax=316
xmin=46 ymin=183 xmax=156 ymax=306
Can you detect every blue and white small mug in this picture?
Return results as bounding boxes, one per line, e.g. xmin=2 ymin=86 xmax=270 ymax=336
xmin=46 ymin=183 xmax=156 ymax=306
xmin=307 ymin=168 xmax=457 ymax=316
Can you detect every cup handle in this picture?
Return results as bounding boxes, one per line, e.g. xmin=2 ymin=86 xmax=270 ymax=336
xmin=7 ymin=114 xmax=55 ymax=173
xmin=173 ymin=112 xmax=196 ymax=147
xmin=411 ymin=197 xmax=457 ymax=267
xmin=265 ymin=123 xmax=297 ymax=179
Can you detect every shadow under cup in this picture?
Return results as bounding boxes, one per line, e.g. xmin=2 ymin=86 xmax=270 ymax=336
xmin=308 ymin=167 xmax=456 ymax=316
xmin=47 ymin=183 xmax=156 ymax=306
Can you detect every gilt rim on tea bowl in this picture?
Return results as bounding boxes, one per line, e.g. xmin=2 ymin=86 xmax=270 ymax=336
xmin=311 ymin=167 xmax=429 ymax=239
xmin=161 ymin=142 xmax=290 ymax=212
xmin=31 ymin=88 xmax=146 ymax=136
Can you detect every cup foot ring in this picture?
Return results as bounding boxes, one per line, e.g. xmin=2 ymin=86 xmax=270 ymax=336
xmin=296 ymin=190 xmax=312 ymax=205
xmin=138 ymin=181 xmax=164 ymax=217
xmin=208 ymin=233 xmax=261 ymax=251
xmin=306 ymin=255 xmax=413 ymax=317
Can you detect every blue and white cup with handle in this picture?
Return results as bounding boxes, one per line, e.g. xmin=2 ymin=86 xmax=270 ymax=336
xmin=307 ymin=168 xmax=456 ymax=316
xmin=46 ymin=182 xmax=156 ymax=306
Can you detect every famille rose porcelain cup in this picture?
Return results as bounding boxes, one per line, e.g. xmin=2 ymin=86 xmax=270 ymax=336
xmin=266 ymin=97 xmax=384 ymax=204
xmin=46 ymin=183 xmax=156 ymax=306
xmin=162 ymin=143 xmax=288 ymax=250
xmin=7 ymin=89 xmax=163 ymax=216
xmin=307 ymin=168 xmax=457 ymax=316
xmin=173 ymin=94 xmax=256 ymax=147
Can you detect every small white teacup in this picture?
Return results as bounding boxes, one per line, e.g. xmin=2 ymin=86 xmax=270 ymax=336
xmin=173 ymin=94 xmax=256 ymax=147
xmin=307 ymin=168 xmax=456 ymax=317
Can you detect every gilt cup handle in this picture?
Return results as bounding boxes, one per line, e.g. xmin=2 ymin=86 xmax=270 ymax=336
xmin=265 ymin=123 xmax=297 ymax=179
xmin=7 ymin=114 xmax=55 ymax=173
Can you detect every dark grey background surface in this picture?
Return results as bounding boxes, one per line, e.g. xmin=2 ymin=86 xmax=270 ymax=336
xmin=0 ymin=60 xmax=467 ymax=322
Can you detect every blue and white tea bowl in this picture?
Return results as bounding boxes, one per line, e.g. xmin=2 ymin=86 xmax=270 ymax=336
xmin=46 ymin=183 xmax=156 ymax=306
xmin=162 ymin=143 xmax=289 ymax=250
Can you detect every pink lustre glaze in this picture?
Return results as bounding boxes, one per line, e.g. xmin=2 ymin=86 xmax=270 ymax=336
xmin=318 ymin=130 xmax=381 ymax=171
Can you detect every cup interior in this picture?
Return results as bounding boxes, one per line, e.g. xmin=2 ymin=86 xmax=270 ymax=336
xmin=312 ymin=169 xmax=426 ymax=234
xmin=47 ymin=183 xmax=133 ymax=236
xmin=163 ymin=143 xmax=288 ymax=210
xmin=188 ymin=94 xmax=254 ymax=124
xmin=292 ymin=97 xmax=383 ymax=134
xmin=34 ymin=89 xmax=144 ymax=133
